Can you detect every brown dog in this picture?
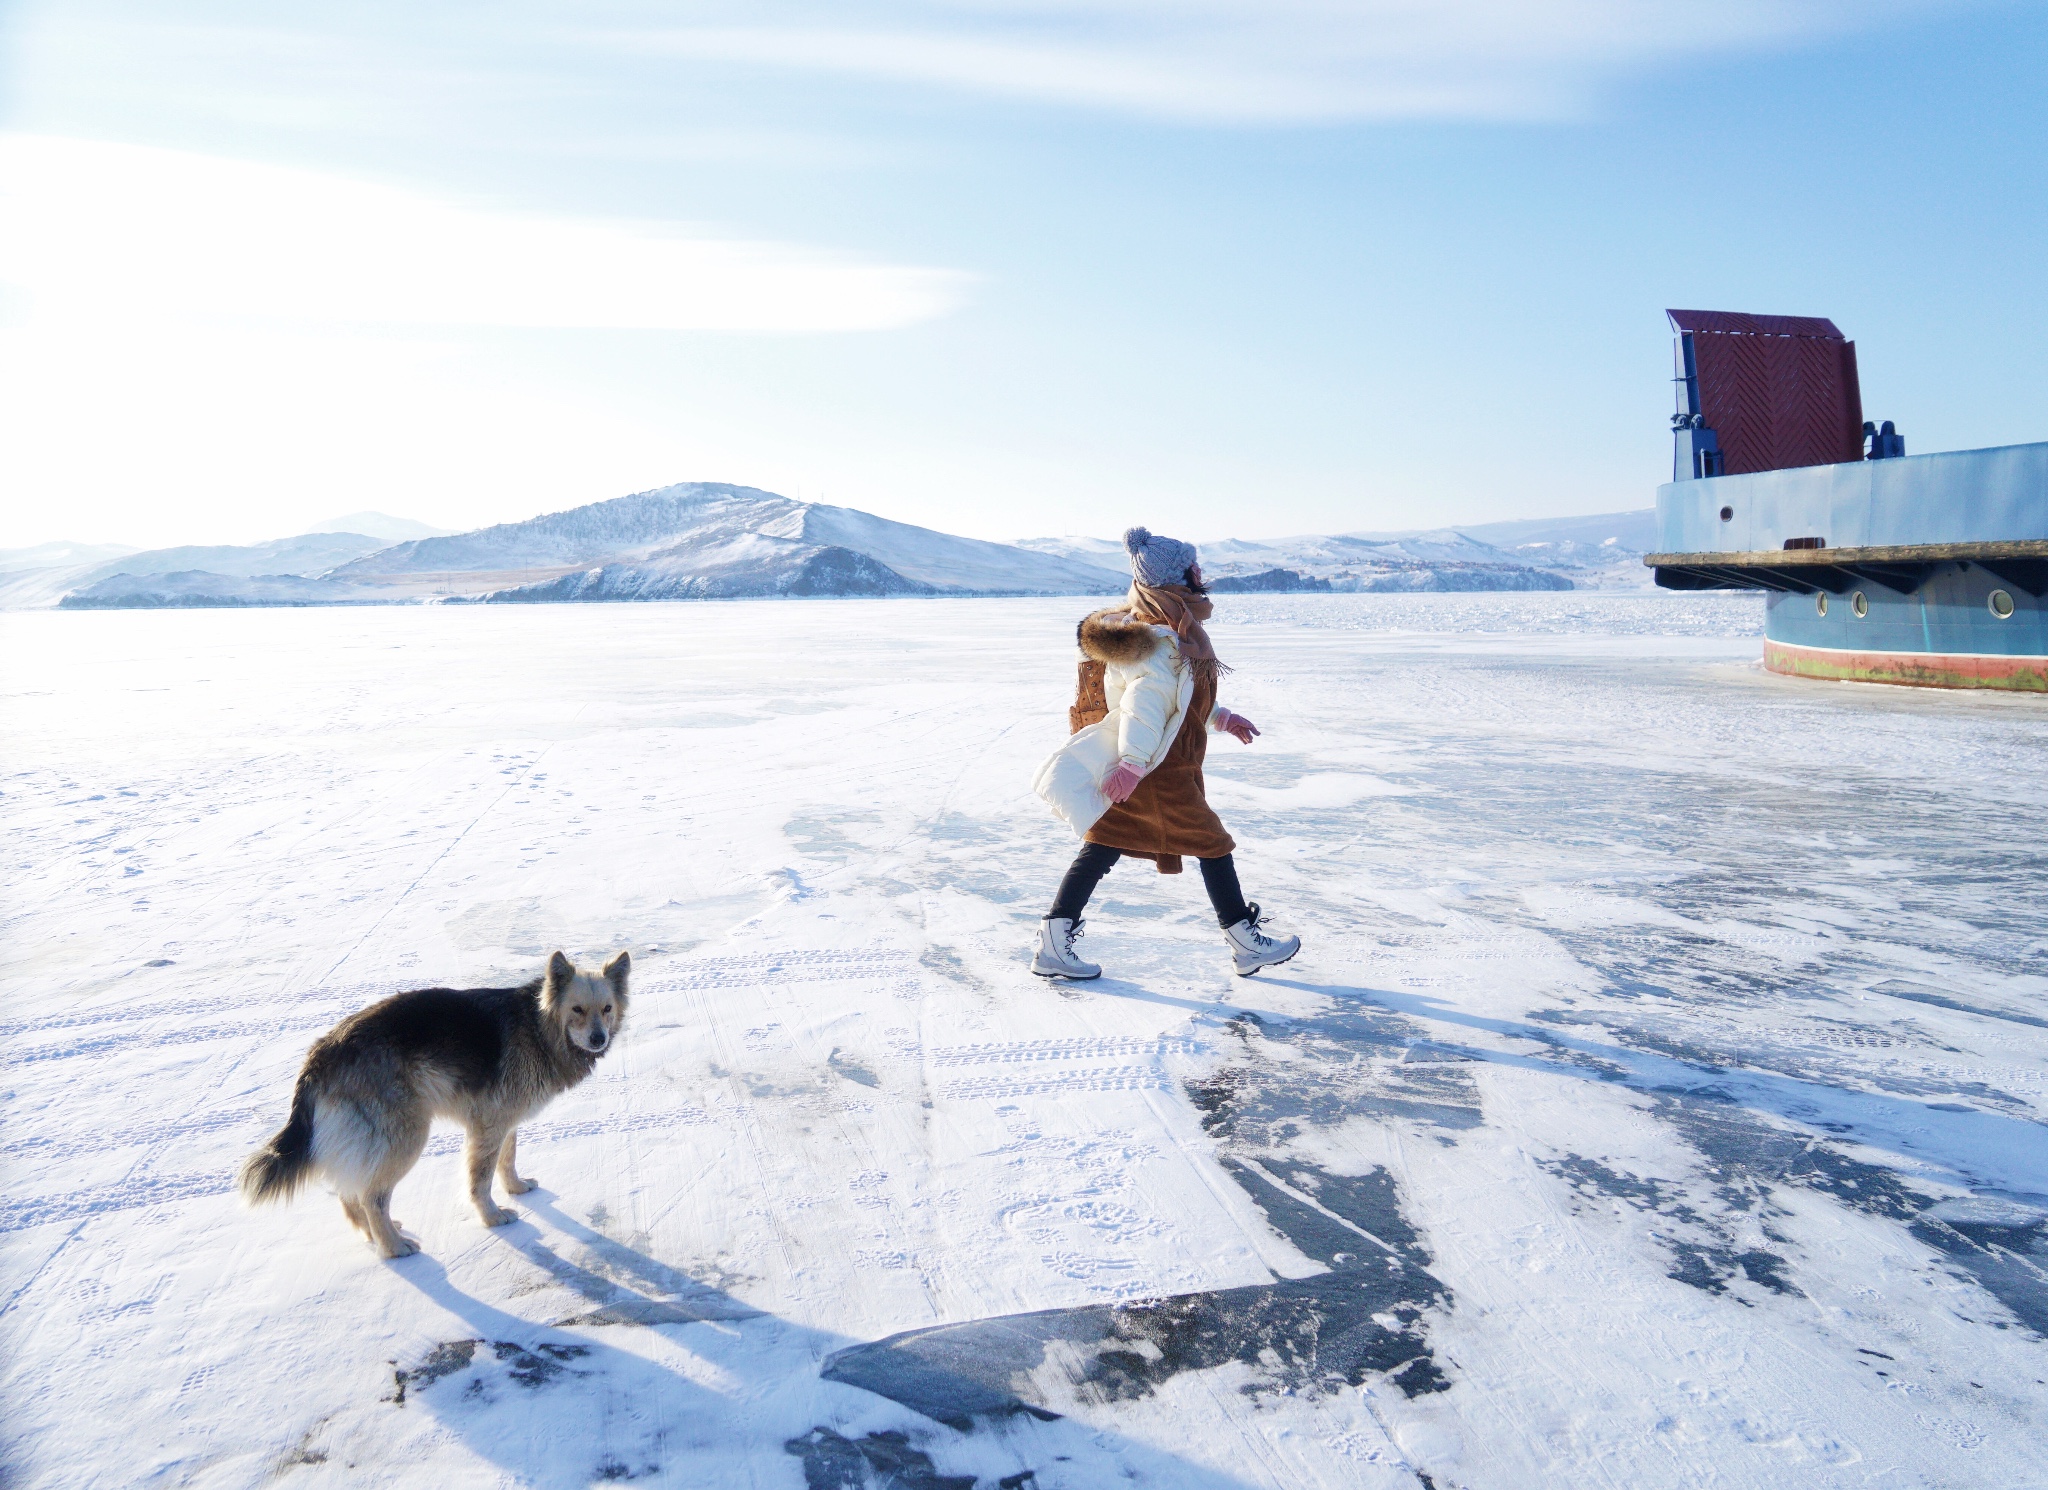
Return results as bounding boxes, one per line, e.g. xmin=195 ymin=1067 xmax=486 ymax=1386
xmin=239 ymin=950 xmax=628 ymax=1257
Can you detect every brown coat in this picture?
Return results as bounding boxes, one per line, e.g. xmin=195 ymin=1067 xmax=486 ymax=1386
xmin=1069 ymin=610 xmax=1235 ymax=874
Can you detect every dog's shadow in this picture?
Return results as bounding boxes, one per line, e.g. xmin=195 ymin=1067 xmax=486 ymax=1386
xmin=381 ymin=1204 xmax=780 ymax=1488
xmin=380 ymin=1194 xmax=1260 ymax=1489
xmin=490 ymin=1191 xmax=761 ymax=1329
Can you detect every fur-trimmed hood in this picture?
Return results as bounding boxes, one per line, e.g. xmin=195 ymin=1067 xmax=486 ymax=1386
xmin=1077 ymin=608 xmax=1169 ymax=666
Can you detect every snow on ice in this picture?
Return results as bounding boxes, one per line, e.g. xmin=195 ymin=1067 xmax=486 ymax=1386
xmin=3 ymin=591 xmax=2045 ymax=1488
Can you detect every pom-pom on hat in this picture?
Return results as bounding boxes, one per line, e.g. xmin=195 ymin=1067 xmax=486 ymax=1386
xmin=1123 ymin=526 xmax=1198 ymax=588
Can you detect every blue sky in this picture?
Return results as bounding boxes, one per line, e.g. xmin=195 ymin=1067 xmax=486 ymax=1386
xmin=1 ymin=0 xmax=2042 ymax=549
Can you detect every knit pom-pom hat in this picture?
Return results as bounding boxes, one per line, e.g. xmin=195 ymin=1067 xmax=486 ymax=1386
xmin=1123 ymin=526 xmax=1198 ymax=588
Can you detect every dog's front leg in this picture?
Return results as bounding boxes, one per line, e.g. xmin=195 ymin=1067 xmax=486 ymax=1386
xmin=464 ymin=1124 xmax=518 ymax=1227
xmin=496 ymin=1131 xmax=535 ymax=1195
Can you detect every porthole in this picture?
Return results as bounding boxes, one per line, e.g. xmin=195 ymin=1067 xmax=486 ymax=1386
xmin=1851 ymin=591 xmax=1868 ymax=618
xmin=1990 ymin=589 xmax=2016 ymax=619
xmin=1719 ymin=506 xmax=1734 ymax=522
xmin=1814 ymin=592 xmax=1828 ymax=617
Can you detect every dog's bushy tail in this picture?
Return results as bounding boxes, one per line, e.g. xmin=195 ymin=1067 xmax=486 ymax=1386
xmin=239 ymin=1079 xmax=316 ymax=1205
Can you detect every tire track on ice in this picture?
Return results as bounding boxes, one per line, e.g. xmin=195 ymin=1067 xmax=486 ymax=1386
xmin=317 ymin=745 xmax=559 ymax=984
xmin=0 ymin=1106 xmax=718 ymax=1233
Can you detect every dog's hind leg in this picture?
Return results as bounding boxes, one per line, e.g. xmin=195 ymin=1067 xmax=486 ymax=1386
xmin=464 ymin=1122 xmax=518 ymax=1227
xmin=363 ymin=1188 xmax=417 ymax=1258
xmin=312 ymin=1073 xmax=428 ymax=1256
xmin=495 ymin=1131 xmax=534 ymax=1195
xmin=360 ymin=1112 xmax=429 ymax=1258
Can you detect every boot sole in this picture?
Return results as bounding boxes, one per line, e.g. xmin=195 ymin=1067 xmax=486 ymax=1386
xmin=1233 ymin=944 xmax=1300 ymax=978
xmin=1032 ymin=967 xmax=1101 ymax=981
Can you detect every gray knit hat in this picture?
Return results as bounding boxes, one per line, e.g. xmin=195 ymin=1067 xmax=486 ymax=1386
xmin=1123 ymin=526 xmax=1197 ymax=588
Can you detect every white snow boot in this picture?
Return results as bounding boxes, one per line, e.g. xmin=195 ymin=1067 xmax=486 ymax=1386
xmin=1031 ymin=917 xmax=1101 ymax=980
xmin=1223 ymin=903 xmax=1299 ymax=977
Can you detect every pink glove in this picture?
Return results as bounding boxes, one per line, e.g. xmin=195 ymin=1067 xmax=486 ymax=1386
xmin=1101 ymin=760 xmax=1146 ymax=803
xmin=1219 ymin=709 xmax=1260 ymax=744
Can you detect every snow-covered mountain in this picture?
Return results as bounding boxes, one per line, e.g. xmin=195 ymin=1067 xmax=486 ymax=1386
xmin=0 ymin=540 xmax=139 ymax=572
xmin=1016 ymin=528 xmax=1578 ymax=593
xmin=330 ymin=484 xmax=1119 ymax=602
xmin=1199 ymin=528 xmax=1518 ymax=571
xmin=472 ymin=542 xmax=928 ymax=604
xmin=1010 ymin=535 xmax=1130 ymax=577
xmin=54 ymin=532 xmax=400 ymax=609
xmin=50 ymin=484 xmax=1120 ymax=608
xmin=1428 ymin=509 xmax=1658 ymax=552
xmin=0 ymin=541 xmax=149 ymax=610
xmin=1201 ymin=530 xmax=1576 ymax=592
xmin=798 ymin=502 xmax=1114 ymax=594
xmin=60 ymin=572 xmax=372 ymax=609
xmin=86 ymin=532 xmax=394 ymax=580
xmin=308 ymin=510 xmax=457 ymax=543
xmin=15 ymin=533 xmax=398 ymax=610
xmin=5 ymin=521 xmax=457 ymax=610
xmin=1014 ymin=510 xmax=1660 ymax=593
xmin=1325 ymin=511 xmax=1656 ymax=590
xmin=29 ymin=491 xmax=1660 ymax=610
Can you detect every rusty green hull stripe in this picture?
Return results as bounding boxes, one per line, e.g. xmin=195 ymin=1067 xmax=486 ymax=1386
xmin=1765 ymin=640 xmax=2048 ymax=691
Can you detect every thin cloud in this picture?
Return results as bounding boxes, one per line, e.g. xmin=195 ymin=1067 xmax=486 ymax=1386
xmin=0 ymin=134 xmax=972 ymax=332
xmin=607 ymin=0 xmax=1945 ymax=122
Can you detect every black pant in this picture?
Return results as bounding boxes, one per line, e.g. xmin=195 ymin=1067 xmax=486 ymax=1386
xmin=1047 ymin=843 xmax=1250 ymax=928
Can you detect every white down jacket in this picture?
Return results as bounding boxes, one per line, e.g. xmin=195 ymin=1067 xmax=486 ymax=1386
xmin=1032 ymin=611 xmax=1229 ymax=837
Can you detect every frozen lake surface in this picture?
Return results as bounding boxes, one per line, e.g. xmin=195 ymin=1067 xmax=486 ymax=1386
xmin=4 ymin=591 xmax=2046 ymax=1489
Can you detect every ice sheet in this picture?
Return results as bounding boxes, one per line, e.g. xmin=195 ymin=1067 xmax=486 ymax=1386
xmin=3 ymin=594 xmax=2044 ymax=1488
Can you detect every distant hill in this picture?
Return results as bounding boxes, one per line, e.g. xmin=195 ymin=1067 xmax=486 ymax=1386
xmin=1010 ymin=536 xmax=1129 ymax=576
xmin=8 ymin=516 xmax=445 ymax=609
xmin=80 ymin=533 xmax=393 ymax=580
xmin=0 ymin=541 xmax=139 ymax=572
xmin=308 ymin=511 xmax=457 ymax=543
xmin=1208 ymin=568 xmax=1333 ymax=594
xmin=52 ymin=484 xmax=1120 ymax=609
xmin=56 ymin=532 xmax=398 ymax=609
xmin=0 ymin=541 xmax=150 ymax=610
xmin=1014 ymin=512 xmax=1657 ymax=594
xmin=329 ymin=484 xmax=1119 ymax=601
xmin=1343 ymin=510 xmax=1658 ymax=590
xmin=26 ymin=494 xmax=1662 ymax=610
xmin=60 ymin=572 xmax=373 ymax=609
xmin=11 ymin=534 xmax=397 ymax=610
xmin=1414 ymin=509 xmax=1658 ymax=552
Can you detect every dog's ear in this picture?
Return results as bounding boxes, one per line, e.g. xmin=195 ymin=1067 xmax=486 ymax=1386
xmin=602 ymin=951 xmax=629 ymax=999
xmin=544 ymin=950 xmax=574 ymax=1006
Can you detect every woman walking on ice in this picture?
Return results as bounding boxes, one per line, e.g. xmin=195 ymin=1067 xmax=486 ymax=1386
xmin=1031 ymin=527 xmax=1301 ymax=980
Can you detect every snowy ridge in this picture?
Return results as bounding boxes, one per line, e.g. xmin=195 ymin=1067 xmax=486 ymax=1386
xmin=796 ymin=502 xmax=1118 ymax=594
xmin=92 ymin=533 xmax=395 ymax=580
xmin=337 ymin=484 xmax=1119 ymax=599
xmin=1032 ymin=528 xmax=1572 ymax=589
xmin=0 ymin=540 xmax=139 ymax=571
xmin=309 ymin=510 xmax=456 ymax=542
xmin=17 ymin=533 xmax=395 ymax=610
xmin=60 ymin=571 xmax=381 ymax=608
xmin=474 ymin=543 xmax=934 ymax=603
xmin=48 ymin=484 xmax=1121 ymax=608
xmin=1019 ymin=510 xmax=1660 ymax=594
xmin=334 ymin=485 xmax=793 ymax=574
xmin=24 ymin=493 xmax=1655 ymax=610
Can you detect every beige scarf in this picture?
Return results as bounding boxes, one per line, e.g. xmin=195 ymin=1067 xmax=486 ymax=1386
xmin=1127 ymin=582 xmax=1229 ymax=685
